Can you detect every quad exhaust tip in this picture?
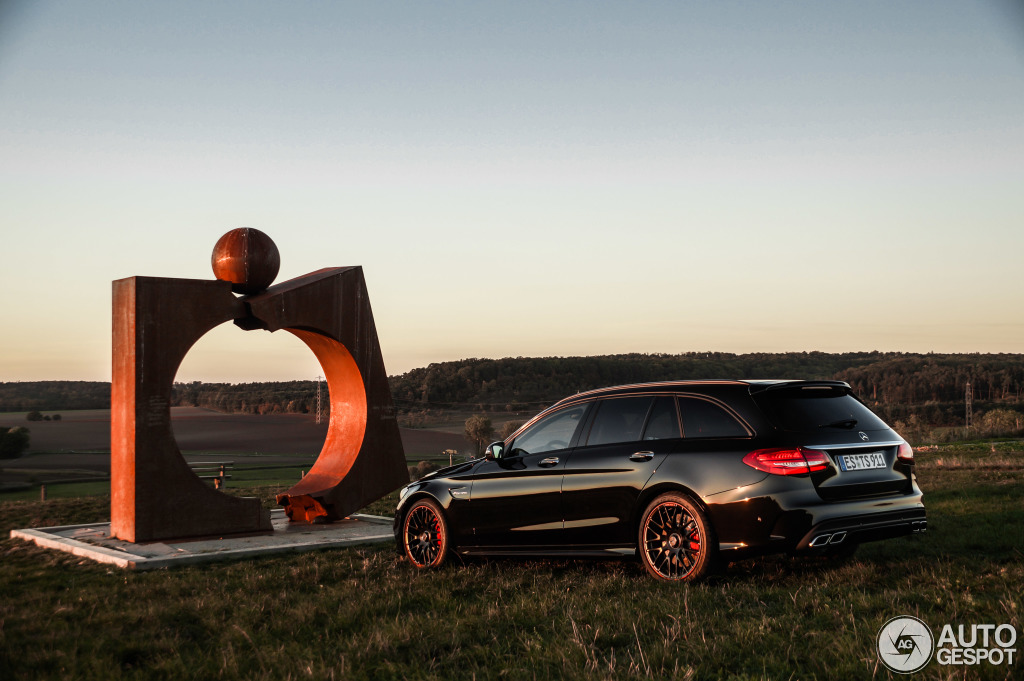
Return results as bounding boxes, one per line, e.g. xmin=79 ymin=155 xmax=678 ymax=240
xmin=809 ymin=531 xmax=847 ymax=548
xmin=811 ymin=521 xmax=925 ymax=547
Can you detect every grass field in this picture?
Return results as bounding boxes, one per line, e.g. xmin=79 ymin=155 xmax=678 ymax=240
xmin=0 ymin=407 xmax=469 ymax=465
xmin=1 ymin=444 xmax=1021 ymax=680
xmin=0 ymin=465 xmax=312 ymax=502
xmin=0 ymin=457 xmax=452 ymax=503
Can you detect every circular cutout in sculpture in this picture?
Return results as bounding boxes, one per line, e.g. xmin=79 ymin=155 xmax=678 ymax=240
xmin=170 ymin=323 xmax=327 ymax=459
xmin=211 ymin=227 xmax=281 ymax=295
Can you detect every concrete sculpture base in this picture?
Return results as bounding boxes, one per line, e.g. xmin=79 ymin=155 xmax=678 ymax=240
xmin=12 ymin=511 xmax=394 ymax=570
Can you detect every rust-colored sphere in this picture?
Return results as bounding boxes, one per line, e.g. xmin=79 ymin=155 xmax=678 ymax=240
xmin=211 ymin=228 xmax=281 ymax=295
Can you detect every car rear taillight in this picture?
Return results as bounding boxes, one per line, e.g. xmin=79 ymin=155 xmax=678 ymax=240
xmin=743 ymin=447 xmax=830 ymax=476
xmin=897 ymin=442 xmax=914 ymax=463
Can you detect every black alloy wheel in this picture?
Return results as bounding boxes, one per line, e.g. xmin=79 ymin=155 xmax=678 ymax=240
xmin=639 ymin=493 xmax=714 ymax=582
xmin=402 ymin=499 xmax=449 ymax=568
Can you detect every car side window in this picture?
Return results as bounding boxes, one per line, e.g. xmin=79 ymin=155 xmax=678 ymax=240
xmin=678 ymin=397 xmax=749 ymax=438
xmin=586 ymin=397 xmax=654 ymax=446
xmin=643 ymin=396 xmax=681 ymax=440
xmin=508 ymin=405 xmax=588 ymax=457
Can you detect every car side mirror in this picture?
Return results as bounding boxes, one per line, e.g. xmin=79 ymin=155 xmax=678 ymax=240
xmin=485 ymin=441 xmax=504 ymax=460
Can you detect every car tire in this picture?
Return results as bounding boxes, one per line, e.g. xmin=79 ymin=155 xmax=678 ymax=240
xmin=638 ymin=493 xmax=716 ymax=582
xmin=401 ymin=498 xmax=449 ymax=569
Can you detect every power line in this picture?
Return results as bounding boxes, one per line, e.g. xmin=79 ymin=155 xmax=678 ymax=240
xmin=965 ymin=381 xmax=973 ymax=432
xmin=316 ymin=375 xmax=322 ymax=425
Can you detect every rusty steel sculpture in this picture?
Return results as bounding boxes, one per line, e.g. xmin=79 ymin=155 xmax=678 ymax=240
xmin=111 ymin=228 xmax=408 ymax=542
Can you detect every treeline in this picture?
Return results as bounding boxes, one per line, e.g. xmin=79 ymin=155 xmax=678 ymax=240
xmin=390 ymin=352 xmax=887 ymax=409
xmin=0 ymin=380 xmax=319 ymax=416
xmin=0 ymin=381 xmax=109 ymax=412
xmin=391 ymin=352 xmax=1024 ymax=407
xmin=389 ymin=352 xmax=1024 ymax=432
xmin=836 ymin=354 xmax=1024 ymax=404
xmin=4 ymin=353 xmax=1024 ymax=431
xmin=172 ymin=381 xmax=319 ymax=415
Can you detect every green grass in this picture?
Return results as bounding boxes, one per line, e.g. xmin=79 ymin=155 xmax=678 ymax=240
xmin=0 ymin=480 xmax=111 ymax=502
xmin=0 ymin=449 xmax=1021 ymax=680
xmin=0 ymin=466 xmax=310 ymax=503
xmin=0 ymin=454 xmax=459 ymax=503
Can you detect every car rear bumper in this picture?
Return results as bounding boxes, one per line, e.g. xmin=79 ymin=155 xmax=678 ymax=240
xmin=794 ymin=506 xmax=927 ymax=552
xmin=708 ymin=479 xmax=925 ymax=559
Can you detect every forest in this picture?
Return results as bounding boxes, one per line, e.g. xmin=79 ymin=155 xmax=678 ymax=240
xmin=3 ymin=352 xmax=1023 ymax=438
xmin=0 ymin=381 xmax=110 ymax=412
xmin=390 ymin=351 xmax=1024 ymax=413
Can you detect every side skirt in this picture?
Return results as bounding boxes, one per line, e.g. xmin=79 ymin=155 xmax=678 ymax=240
xmin=456 ymin=545 xmax=636 ymax=559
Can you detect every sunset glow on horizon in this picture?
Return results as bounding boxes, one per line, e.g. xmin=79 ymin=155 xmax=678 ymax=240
xmin=2 ymin=1 xmax=1022 ymax=383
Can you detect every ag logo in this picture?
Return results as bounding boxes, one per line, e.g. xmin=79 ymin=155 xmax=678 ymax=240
xmin=878 ymin=616 xmax=934 ymax=673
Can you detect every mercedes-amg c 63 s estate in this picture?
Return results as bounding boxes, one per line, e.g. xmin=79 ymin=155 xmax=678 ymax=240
xmin=394 ymin=380 xmax=926 ymax=581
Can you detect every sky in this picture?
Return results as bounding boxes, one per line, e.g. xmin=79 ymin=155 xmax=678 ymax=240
xmin=1 ymin=1 xmax=1023 ymax=383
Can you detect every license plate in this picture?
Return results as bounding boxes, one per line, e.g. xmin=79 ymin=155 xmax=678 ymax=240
xmin=838 ymin=451 xmax=887 ymax=471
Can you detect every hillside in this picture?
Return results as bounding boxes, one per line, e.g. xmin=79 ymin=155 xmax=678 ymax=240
xmin=389 ymin=351 xmax=1024 ymax=413
xmin=0 ymin=381 xmax=109 ymax=412
xmin=390 ymin=351 xmax=889 ymax=409
xmin=4 ymin=352 xmax=1024 ymax=435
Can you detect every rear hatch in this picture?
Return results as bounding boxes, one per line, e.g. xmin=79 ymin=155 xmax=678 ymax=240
xmin=751 ymin=382 xmax=913 ymax=501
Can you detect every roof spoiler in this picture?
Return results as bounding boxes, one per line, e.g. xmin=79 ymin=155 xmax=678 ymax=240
xmin=747 ymin=380 xmax=852 ymax=395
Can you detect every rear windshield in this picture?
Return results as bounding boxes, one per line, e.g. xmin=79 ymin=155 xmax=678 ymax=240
xmin=752 ymin=385 xmax=890 ymax=432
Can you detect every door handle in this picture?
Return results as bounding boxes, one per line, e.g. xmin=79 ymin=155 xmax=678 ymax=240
xmin=630 ymin=451 xmax=654 ymax=462
xmin=538 ymin=457 xmax=560 ymax=467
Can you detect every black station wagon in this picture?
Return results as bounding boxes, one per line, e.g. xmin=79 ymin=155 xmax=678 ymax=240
xmin=394 ymin=380 xmax=926 ymax=581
